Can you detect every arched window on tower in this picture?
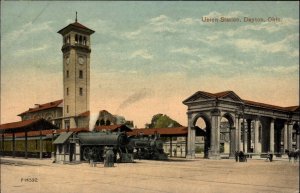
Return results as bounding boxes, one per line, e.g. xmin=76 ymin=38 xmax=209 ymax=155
xmin=67 ymin=35 xmax=70 ymax=44
xmin=100 ymin=119 xmax=105 ymax=126
xmin=83 ymin=37 xmax=86 ymax=45
xmin=79 ymin=35 xmax=82 ymax=44
xmin=75 ymin=34 xmax=78 ymax=44
xmin=106 ymin=120 xmax=111 ymax=126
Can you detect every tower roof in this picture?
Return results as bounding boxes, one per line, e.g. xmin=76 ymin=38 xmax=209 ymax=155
xmin=58 ymin=21 xmax=95 ymax=35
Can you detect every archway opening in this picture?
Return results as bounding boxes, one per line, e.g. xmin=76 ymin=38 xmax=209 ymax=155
xmin=193 ymin=116 xmax=211 ymax=158
xmin=293 ymin=122 xmax=299 ymax=150
xmin=220 ymin=113 xmax=234 ymax=156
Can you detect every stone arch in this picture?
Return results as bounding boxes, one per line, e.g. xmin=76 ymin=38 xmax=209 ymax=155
xmin=192 ymin=112 xmax=211 ymax=127
xmin=220 ymin=112 xmax=235 ymax=156
xmin=222 ymin=112 xmax=235 ymax=127
xmin=191 ymin=112 xmax=211 ymax=158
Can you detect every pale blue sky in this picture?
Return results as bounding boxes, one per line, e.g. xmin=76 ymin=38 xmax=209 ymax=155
xmin=1 ymin=1 xmax=299 ymax=127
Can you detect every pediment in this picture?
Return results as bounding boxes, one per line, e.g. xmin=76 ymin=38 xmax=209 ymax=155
xmin=183 ymin=91 xmax=244 ymax=104
xmin=183 ymin=91 xmax=215 ymax=104
xmin=218 ymin=91 xmax=243 ymax=103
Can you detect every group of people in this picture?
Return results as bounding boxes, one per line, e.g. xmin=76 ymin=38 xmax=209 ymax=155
xmin=235 ymin=151 xmax=247 ymax=162
xmin=285 ymin=149 xmax=300 ymax=162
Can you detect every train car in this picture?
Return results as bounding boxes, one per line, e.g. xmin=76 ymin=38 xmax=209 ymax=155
xmin=1 ymin=137 xmax=54 ymax=158
xmin=77 ymin=132 xmax=133 ymax=162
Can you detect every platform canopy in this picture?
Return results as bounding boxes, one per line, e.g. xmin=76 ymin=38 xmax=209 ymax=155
xmin=128 ymin=127 xmax=188 ymax=137
xmin=0 ymin=118 xmax=58 ymax=134
xmin=53 ymin=132 xmax=74 ymax=145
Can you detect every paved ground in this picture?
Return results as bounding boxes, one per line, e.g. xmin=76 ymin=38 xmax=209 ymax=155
xmin=1 ymin=157 xmax=299 ymax=193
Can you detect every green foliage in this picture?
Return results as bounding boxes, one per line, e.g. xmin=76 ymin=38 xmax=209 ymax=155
xmin=195 ymin=146 xmax=203 ymax=153
xmin=146 ymin=114 xmax=182 ymax=128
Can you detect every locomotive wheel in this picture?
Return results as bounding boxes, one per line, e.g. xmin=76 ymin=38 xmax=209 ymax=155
xmin=82 ymin=147 xmax=92 ymax=161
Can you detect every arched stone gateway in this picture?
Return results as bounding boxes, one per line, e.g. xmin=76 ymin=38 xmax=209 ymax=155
xmin=183 ymin=91 xmax=299 ymax=159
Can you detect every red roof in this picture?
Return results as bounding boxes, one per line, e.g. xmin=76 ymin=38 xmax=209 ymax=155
xmin=4 ymin=127 xmax=89 ymax=138
xmin=58 ymin=22 xmax=95 ymax=35
xmin=78 ymin=111 xmax=90 ymax=117
xmin=94 ymin=124 xmax=132 ymax=132
xmin=128 ymin=127 xmax=188 ymax=137
xmin=186 ymin=90 xmax=299 ymax=112
xmin=0 ymin=119 xmax=58 ymax=133
xmin=284 ymin=106 xmax=299 ymax=112
xmin=243 ymin=100 xmax=291 ymax=112
xmin=18 ymin=99 xmax=63 ymax=116
xmin=0 ymin=119 xmax=39 ymax=130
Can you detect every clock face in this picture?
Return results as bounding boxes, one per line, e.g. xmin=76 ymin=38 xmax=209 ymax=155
xmin=66 ymin=56 xmax=70 ymax=65
xmin=78 ymin=56 xmax=85 ymax=65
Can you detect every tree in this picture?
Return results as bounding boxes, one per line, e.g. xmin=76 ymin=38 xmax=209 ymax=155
xmin=146 ymin=114 xmax=182 ymax=128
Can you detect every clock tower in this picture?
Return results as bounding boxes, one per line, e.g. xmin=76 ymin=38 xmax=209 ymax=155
xmin=58 ymin=15 xmax=94 ymax=129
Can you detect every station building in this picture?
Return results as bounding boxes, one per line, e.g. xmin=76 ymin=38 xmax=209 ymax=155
xmin=0 ymin=16 xmax=299 ymax=160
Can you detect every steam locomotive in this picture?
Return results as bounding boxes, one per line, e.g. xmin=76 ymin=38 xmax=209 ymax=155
xmin=77 ymin=131 xmax=168 ymax=162
xmin=127 ymin=136 xmax=168 ymax=160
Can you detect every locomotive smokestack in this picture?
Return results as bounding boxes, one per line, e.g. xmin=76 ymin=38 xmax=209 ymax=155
xmin=89 ymin=111 xmax=99 ymax=131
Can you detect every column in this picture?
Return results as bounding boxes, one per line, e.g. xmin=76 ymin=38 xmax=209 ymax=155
xmin=186 ymin=113 xmax=195 ymax=158
xmin=210 ymin=109 xmax=221 ymax=159
xmin=230 ymin=127 xmax=236 ymax=157
xmin=25 ymin=131 xmax=28 ymax=159
xmin=191 ymin=127 xmax=195 ymax=157
xmin=287 ymin=122 xmax=293 ymax=151
xmin=39 ymin=130 xmax=43 ymax=159
xmin=270 ymin=119 xmax=275 ymax=153
xmin=235 ymin=116 xmax=240 ymax=151
xmin=297 ymin=132 xmax=300 ymax=150
xmin=283 ymin=122 xmax=288 ymax=151
xmin=254 ymin=118 xmax=260 ymax=153
xmin=243 ymin=119 xmax=247 ymax=153
xmin=170 ymin=137 xmax=172 ymax=157
xmin=12 ymin=132 xmax=15 ymax=158
xmin=1 ymin=134 xmax=4 ymax=156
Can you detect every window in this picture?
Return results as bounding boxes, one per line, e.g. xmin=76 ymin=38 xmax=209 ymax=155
xmin=66 ymin=70 xmax=69 ymax=78
xmin=79 ymin=87 xmax=83 ymax=96
xmin=79 ymin=35 xmax=82 ymax=44
xmin=83 ymin=37 xmax=87 ymax=45
xmin=66 ymin=105 xmax=69 ymax=113
xmin=79 ymin=70 xmax=83 ymax=78
xmin=66 ymin=88 xmax=69 ymax=96
xmin=65 ymin=120 xmax=70 ymax=129
xmin=75 ymin=34 xmax=78 ymax=44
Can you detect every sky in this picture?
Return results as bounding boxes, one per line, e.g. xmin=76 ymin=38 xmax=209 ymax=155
xmin=1 ymin=1 xmax=299 ymax=128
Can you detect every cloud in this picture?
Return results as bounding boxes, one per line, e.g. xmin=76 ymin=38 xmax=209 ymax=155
xmin=226 ymin=17 xmax=299 ymax=36
xmin=3 ymin=21 xmax=53 ymax=43
xmin=232 ymin=34 xmax=298 ymax=57
xmin=130 ymin=49 xmax=153 ymax=60
xmin=170 ymin=47 xmax=199 ymax=55
xmin=254 ymin=65 xmax=298 ymax=74
xmin=118 ymin=88 xmax=154 ymax=109
xmin=14 ymin=44 xmax=49 ymax=56
xmin=122 ymin=29 xmax=142 ymax=39
xmin=149 ymin=15 xmax=169 ymax=25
